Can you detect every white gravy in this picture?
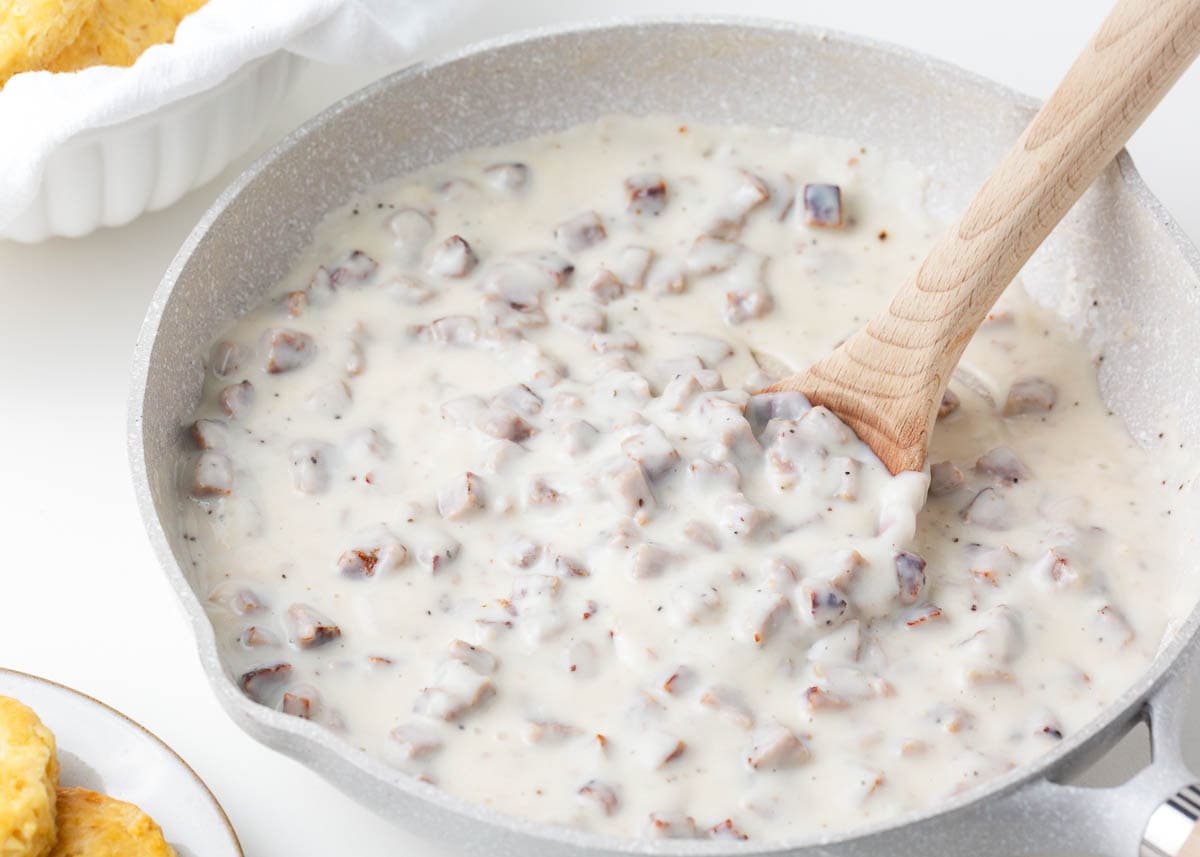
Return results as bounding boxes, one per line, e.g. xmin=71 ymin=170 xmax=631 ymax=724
xmin=178 ymin=116 xmax=1190 ymax=839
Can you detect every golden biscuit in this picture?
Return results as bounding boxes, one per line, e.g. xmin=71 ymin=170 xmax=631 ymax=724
xmin=46 ymin=0 xmax=207 ymax=73
xmin=0 ymin=0 xmax=98 ymax=85
xmin=48 ymin=788 xmax=175 ymax=857
xmin=0 ymin=696 xmax=59 ymax=857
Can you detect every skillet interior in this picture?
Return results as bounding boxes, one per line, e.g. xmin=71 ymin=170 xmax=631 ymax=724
xmin=131 ymin=19 xmax=1200 ymax=856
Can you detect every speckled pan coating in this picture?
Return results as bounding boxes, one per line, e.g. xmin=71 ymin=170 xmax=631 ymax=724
xmin=128 ymin=19 xmax=1200 ymax=857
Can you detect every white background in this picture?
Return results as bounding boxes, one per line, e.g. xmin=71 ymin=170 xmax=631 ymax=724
xmin=2 ymin=1 xmax=1198 ymax=855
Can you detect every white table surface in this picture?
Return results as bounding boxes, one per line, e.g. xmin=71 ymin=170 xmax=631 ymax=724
xmin=2 ymin=1 xmax=1199 ymax=855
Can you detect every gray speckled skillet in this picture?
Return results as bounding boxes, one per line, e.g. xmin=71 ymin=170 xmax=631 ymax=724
xmin=128 ymin=18 xmax=1200 ymax=857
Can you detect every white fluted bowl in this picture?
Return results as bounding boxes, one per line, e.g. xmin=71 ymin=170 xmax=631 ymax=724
xmin=1 ymin=52 xmax=296 ymax=243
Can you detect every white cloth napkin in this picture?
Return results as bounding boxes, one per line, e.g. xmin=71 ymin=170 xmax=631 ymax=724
xmin=0 ymin=0 xmax=463 ymax=228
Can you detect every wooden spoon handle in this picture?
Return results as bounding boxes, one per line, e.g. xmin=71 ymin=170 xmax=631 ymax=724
xmin=802 ymin=0 xmax=1200 ymax=472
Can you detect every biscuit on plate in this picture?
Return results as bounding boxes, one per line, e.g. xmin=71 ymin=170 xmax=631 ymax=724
xmin=48 ymin=788 xmax=175 ymax=857
xmin=46 ymin=0 xmax=207 ymax=73
xmin=0 ymin=696 xmax=59 ymax=857
xmin=0 ymin=0 xmax=98 ymax=85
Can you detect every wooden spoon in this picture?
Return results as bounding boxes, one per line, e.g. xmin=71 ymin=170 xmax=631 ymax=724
xmin=768 ymin=0 xmax=1200 ymax=474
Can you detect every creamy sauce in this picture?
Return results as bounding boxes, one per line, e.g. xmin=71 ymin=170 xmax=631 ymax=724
xmin=178 ymin=116 xmax=1186 ymax=839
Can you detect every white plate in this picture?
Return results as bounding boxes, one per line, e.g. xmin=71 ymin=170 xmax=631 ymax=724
xmin=0 ymin=669 xmax=242 ymax=857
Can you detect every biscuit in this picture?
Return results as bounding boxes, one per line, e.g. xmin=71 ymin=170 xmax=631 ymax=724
xmin=0 ymin=696 xmax=59 ymax=857
xmin=48 ymin=788 xmax=175 ymax=857
xmin=0 ymin=0 xmax=98 ymax=85
xmin=46 ymin=0 xmax=207 ymax=73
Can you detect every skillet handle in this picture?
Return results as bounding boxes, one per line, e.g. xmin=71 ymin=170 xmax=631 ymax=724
xmin=994 ymin=665 xmax=1200 ymax=857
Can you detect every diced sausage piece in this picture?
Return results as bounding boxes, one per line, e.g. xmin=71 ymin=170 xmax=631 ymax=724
xmin=553 ymin=554 xmax=590 ymax=578
xmin=562 ymin=641 xmax=598 ymax=677
xmin=562 ymin=302 xmax=607 ymax=333
xmin=438 ymin=472 xmax=486 ymax=520
xmin=660 ymin=665 xmax=695 ymax=695
xmin=344 ymin=427 xmax=392 ymax=462
xmin=219 ymin=380 xmax=255 ymax=420
xmin=436 ymin=178 xmax=480 ymax=201
xmin=281 ymin=685 xmax=321 ymax=719
xmin=390 ymin=722 xmax=444 ymax=760
xmin=239 ymin=626 xmax=279 ymax=648
xmin=683 ymin=519 xmax=720 ymax=551
xmin=660 ymin=370 xmax=723 ymax=412
xmin=428 ymin=235 xmax=478 ymax=278
xmin=894 ymin=551 xmax=927 ymax=605
xmin=605 ymin=460 xmax=656 ymax=518
xmin=717 ymin=493 xmax=770 ymax=538
xmin=555 ymin=211 xmax=607 ymax=254
xmin=846 ymin=768 xmax=886 ymax=805
xmin=711 ymin=170 xmax=771 ymax=234
xmin=700 ymin=685 xmax=755 ymax=728
xmin=958 ymin=606 xmax=1023 ymax=684
xmin=388 ymin=209 xmax=435 ymax=263
xmin=829 ymin=456 xmax=860 ymax=501
xmin=620 ymin=424 xmax=679 ymax=479
xmin=429 ymin=315 xmax=480 ymax=346
xmin=647 ymin=258 xmax=687 ymax=294
xmin=630 ymin=543 xmax=673 ymax=580
xmin=264 ymin=328 xmax=316 ymax=374
xmin=796 ymin=580 xmax=849 ymax=628
xmin=387 ymin=274 xmax=434 ymax=305
xmin=484 ymin=161 xmax=529 ymax=191
xmin=724 ymin=289 xmax=774 ymax=324
xmin=930 ymin=704 xmax=974 ymax=733
xmin=938 ymin=388 xmax=961 ymax=419
xmin=577 ymin=780 xmax=619 ymax=816
xmin=511 ymin=573 xmax=561 ymax=606
xmin=667 ymin=584 xmax=723 ymax=627
xmin=441 ymin=395 xmax=487 ymax=428
xmin=523 ymin=719 xmax=581 ymax=744
xmin=1095 ymin=604 xmax=1135 ymax=646
xmin=688 ymin=457 xmax=741 ymax=493
xmin=904 ymin=603 xmax=943 ymax=628
xmin=647 ymin=812 xmax=699 ymax=838
xmin=647 ymin=357 xmax=703 ymax=393
xmin=804 ymin=686 xmax=850 ymax=710
xmin=1027 ymin=548 xmax=1083 ymax=590
xmin=305 ymin=379 xmax=352 ymax=418
xmin=807 ymin=621 xmax=861 ymax=664
xmin=192 ymin=451 xmax=233 ymax=497
xmin=968 ymin=545 xmax=1018 ymax=587
xmin=591 ymin=331 xmax=639 ymax=353
xmin=501 ymin=537 xmax=542 ymax=569
xmin=710 ymin=820 xmax=750 ymax=841
xmin=976 ymin=446 xmax=1031 ymax=483
xmin=221 ymin=587 xmax=265 ymax=615
xmin=929 ymin=460 xmax=965 ymax=497
xmin=286 ymin=604 xmax=342 ymax=649
xmin=1003 ymin=378 xmax=1057 ymax=416
xmin=747 ymin=722 xmax=809 ymax=770
xmin=686 ymin=235 xmax=741 ymax=275
xmin=288 ymin=441 xmax=333 ymax=494
xmin=329 ymin=250 xmax=378 ymax=288
xmin=516 ymin=250 xmax=575 ymax=286
xmin=587 ymin=268 xmax=624 ymax=304
xmin=336 ymin=541 xmax=407 ymax=579
xmin=749 ymin=393 xmax=811 ymax=428
xmin=210 ymin=340 xmax=246 ymax=378
xmin=560 ymin=419 xmax=598 ymax=455
xmin=493 ymin=384 xmax=542 ymax=417
xmin=414 ymin=660 xmax=495 ymax=721
xmin=821 ymin=550 xmax=866 ymax=591
xmin=448 ymin=639 xmax=498 ymax=674
xmin=239 ymin=662 xmax=292 ymax=702
xmin=802 ymin=183 xmax=843 ymax=228
xmin=733 ymin=591 xmax=788 ymax=645
xmin=415 ymin=531 xmax=460 ymax=573
xmin=962 ymin=487 xmax=1011 ymax=529
xmin=527 ymin=475 xmax=563 ymax=505
xmin=614 ymin=246 xmax=654 ymax=290
xmin=478 ymin=406 xmax=535 ymax=442
xmin=190 ymin=418 xmax=229 ymax=451
xmin=626 ymin=173 xmax=668 ymax=216
xmin=637 ymin=730 xmax=687 ymax=769
xmin=281 ymin=290 xmax=308 ymax=318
